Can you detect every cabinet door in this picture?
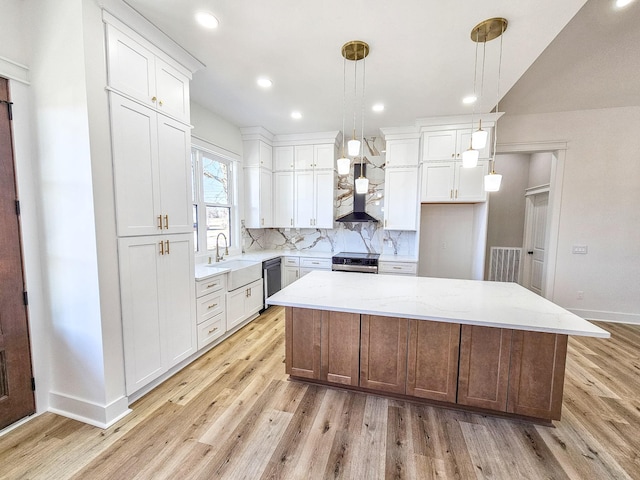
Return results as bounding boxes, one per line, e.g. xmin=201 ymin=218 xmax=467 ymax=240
xmin=259 ymin=141 xmax=273 ymax=170
xmin=294 ymin=170 xmax=314 ymax=227
xmin=160 ymin=234 xmax=196 ymax=367
xmin=273 ymin=171 xmax=294 ymax=228
xmin=420 ymin=163 xmax=455 ymax=202
xmin=314 ymin=144 xmax=335 ymax=169
xmin=507 ymin=331 xmax=568 ymax=421
xmin=110 ymin=94 xmax=161 ymax=236
xmin=320 ymin=311 xmax=360 ymax=386
xmin=294 ymin=145 xmax=314 ymax=170
xmin=314 ymin=170 xmax=335 ymax=228
xmin=386 ymin=138 xmax=419 ymax=167
xmin=407 ymin=320 xmax=460 ymax=402
xmin=422 ymin=130 xmax=457 ymax=161
xmin=458 ymin=325 xmax=512 ymax=412
xmin=384 ymin=167 xmax=418 ymax=230
xmin=360 ymin=315 xmax=408 ymax=394
xmin=285 ymin=307 xmax=321 ymax=379
xmin=118 ymin=236 xmax=164 ymax=395
xmin=154 ymin=57 xmax=190 ymax=122
xmin=226 ymin=287 xmax=247 ymax=331
xmin=106 ymin=25 xmax=156 ymax=109
xmin=455 ymin=161 xmax=488 ymax=202
xmin=259 ymin=168 xmax=273 ymax=227
xmin=157 ymin=115 xmax=193 ymax=234
xmin=282 ymin=266 xmax=299 ymax=287
xmin=274 ymin=146 xmax=294 ymax=171
xmin=246 ymin=279 xmax=264 ymax=318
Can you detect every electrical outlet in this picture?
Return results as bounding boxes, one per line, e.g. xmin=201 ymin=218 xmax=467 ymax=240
xmin=572 ymin=245 xmax=588 ymax=254
xmin=577 ymin=291 xmax=584 ymax=300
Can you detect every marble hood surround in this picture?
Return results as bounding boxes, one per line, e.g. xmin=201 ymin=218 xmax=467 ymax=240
xmin=335 ymin=163 xmax=379 ymax=223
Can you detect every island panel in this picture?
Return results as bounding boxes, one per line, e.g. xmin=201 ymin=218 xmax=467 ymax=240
xmin=285 ymin=307 xmax=321 ymax=379
xmin=320 ymin=310 xmax=360 ymax=386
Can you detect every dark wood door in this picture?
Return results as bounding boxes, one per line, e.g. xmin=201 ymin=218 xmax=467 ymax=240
xmin=0 ymin=77 xmax=35 ymax=429
xmin=285 ymin=307 xmax=321 ymax=379
xmin=457 ymin=325 xmax=512 ymax=412
xmin=360 ymin=315 xmax=408 ymax=394
xmin=507 ymin=331 xmax=568 ymax=420
xmin=320 ymin=311 xmax=360 ymax=386
xmin=407 ymin=320 xmax=460 ymax=402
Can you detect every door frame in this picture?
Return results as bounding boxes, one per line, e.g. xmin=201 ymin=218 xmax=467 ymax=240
xmin=522 ymin=186 xmax=550 ymax=293
xmin=496 ymin=141 xmax=566 ymax=301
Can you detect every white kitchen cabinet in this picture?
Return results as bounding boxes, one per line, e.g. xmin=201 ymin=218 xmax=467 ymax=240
xmin=422 ymin=128 xmax=491 ymax=162
xmin=226 ymin=278 xmax=263 ymax=331
xmin=282 ymin=257 xmax=300 ymax=287
xmin=119 ymin=233 xmax=196 ymax=395
xmin=274 ymin=146 xmax=294 ymax=171
xmin=106 ymin=24 xmax=190 ymax=123
xmin=244 ymin=140 xmax=273 ymax=170
xmin=314 ymin=144 xmax=335 ymax=169
xmin=299 ymin=257 xmax=332 ymax=278
xmin=294 ymin=169 xmax=334 ymax=228
xmin=294 ymin=145 xmax=314 ymax=170
xmin=244 ymin=167 xmax=273 ymax=228
xmin=421 ymin=161 xmax=488 ymax=203
xmin=385 ymin=138 xmax=420 ymax=167
xmin=195 ymin=274 xmax=227 ymax=349
xmin=379 ymin=261 xmax=418 ymax=276
xmin=110 ymin=94 xmax=192 ymax=237
xmin=383 ymin=167 xmax=419 ymax=230
xmin=273 ymin=171 xmax=294 ymax=228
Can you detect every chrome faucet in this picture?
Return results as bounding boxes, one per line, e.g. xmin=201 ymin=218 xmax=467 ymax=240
xmin=215 ymin=233 xmax=228 ymax=262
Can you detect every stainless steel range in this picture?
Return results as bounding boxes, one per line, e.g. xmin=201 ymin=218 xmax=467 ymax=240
xmin=331 ymin=252 xmax=380 ymax=274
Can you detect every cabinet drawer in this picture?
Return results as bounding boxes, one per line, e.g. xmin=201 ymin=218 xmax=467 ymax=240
xmin=196 ymin=291 xmax=225 ymax=324
xmin=197 ymin=313 xmax=226 ymax=349
xmin=196 ymin=275 xmax=226 ymax=297
xmin=283 ymin=256 xmax=300 ymax=267
xmin=379 ymin=262 xmax=418 ymax=275
xmin=300 ymin=257 xmax=331 ymax=269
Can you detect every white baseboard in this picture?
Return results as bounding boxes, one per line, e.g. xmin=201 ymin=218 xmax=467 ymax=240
xmin=48 ymin=392 xmax=131 ymax=429
xmin=568 ymin=308 xmax=640 ymax=325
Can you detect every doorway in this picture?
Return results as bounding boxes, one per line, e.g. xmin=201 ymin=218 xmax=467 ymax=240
xmin=0 ymin=77 xmax=35 ymax=429
xmin=522 ymin=189 xmax=549 ymax=295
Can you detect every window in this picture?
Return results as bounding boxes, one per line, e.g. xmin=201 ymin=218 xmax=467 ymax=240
xmin=192 ymin=146 xmax=234 ymax=252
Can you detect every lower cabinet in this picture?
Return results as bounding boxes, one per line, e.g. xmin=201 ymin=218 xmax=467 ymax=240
xmin=118 ymin=233 xmax=196 ymax=395
xmin=285 ymin=307 xmax=321 ymax=379
xmin=360 ymin=315 xmax=408 ymax=394
xmin=407 ymin=320 xmax=460 ymax=403
xmin=320 ymin=311 xmax=360 ymax=386
xmin=195 ymin=274 xmax=226 ymax=349
xmin=226 ymin=279 xmax=263 ymax=331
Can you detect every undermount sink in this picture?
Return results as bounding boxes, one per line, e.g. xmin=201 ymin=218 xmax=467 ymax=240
xmin=210 ymin=259 xmax=262 ymax=290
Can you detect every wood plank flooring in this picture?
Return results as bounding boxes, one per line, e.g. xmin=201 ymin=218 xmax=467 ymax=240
xmin=1 ymin=306 xmax=639 ymax=479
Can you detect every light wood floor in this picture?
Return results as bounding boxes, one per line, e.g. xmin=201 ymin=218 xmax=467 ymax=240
xmin=1 ymin=306 xmax=639 ymax=479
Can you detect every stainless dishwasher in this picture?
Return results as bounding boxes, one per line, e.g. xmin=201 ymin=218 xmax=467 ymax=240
xmin=262 ymin=257 xmax=282 ymax=311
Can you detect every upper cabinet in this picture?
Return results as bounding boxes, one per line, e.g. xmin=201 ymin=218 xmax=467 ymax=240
xmin=385 ymin=138 xmax=420 ymax=167
xmin=274 ymin=146 xmax=294 ymax=171
xmin=421 ymin=161 xmax=488 ymax=203
xmin=384 ymin=167 xmax=419 ymax=230
xmin=422 ymin=127 xmax=492 ymax=162
xmin=244 ymin=140 xmax=273 ymax=170
xmin=106 ymin=24 xmax=191 ymax=123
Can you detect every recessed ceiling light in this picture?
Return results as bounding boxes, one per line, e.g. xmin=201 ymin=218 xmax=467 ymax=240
xmin=372 ymin=103 xmax=385 ymax=112
xmin=257 ymin=77 xmax=273 ymax=88
xmin=615 ymin=0 xmax=634 ymax=7
xmin=195 ymin=12 xmax=219 ymax=29
xmin=463 ymin=95 xmax=477 ymax=105
xmin=291 ymin=111 xmax=302 ymax=120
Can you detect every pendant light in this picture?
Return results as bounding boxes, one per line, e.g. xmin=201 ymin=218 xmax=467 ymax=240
xmin=463 ymin=28 xmax=482 ymax=169
xmin=472 ymin=39 xmax=489 ymax=149
xmin=341 ymin=41 xmax=370 ymax=194
xmin=336 ymin=56 xmax=350 ymax=175
xmin=471 ymin=18 xmax=508 ymax=192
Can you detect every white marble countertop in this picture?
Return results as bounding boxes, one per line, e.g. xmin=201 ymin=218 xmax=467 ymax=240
xmin=266 ymin=271 xmax=610 ymax=338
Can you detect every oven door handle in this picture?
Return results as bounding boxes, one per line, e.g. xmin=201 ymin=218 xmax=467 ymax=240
xmin=331 ymin=264 xmax=378 ymax=274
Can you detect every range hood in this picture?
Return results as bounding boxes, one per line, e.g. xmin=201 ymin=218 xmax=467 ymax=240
xmin=336 ymin=163 xmax=379 ymax=223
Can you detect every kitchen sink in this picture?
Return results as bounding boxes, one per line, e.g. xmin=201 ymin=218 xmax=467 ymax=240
xmin=210 ymin=259 xmax=262 ymax=290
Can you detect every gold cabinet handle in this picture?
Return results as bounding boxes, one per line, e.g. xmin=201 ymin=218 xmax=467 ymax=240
xmin=451 ymin=153 xmax=454 ymax=158
xmin=393 ymin=266 xmax=401 ymax=270
xmin=296 ymin=271 xmax=299 ymax=278
xmin=157 ymin=215 xmax=163 ymax=229
xmin=455 ymin=189 xmax=458 ymax=199
xmin=290 ymin=218 xmax=293 ymax=226
xmin=208 ymin=327 xmax=218 ymax=334
xmin=158 ymin=100 xmax=163 ymax=107
xmin=165 ymin=239 xmax=170 ymax=254
xmin=152 ymin=96 xmax=157 ymax=103
xmin=206 ymin=283 xmax=217 ymax=288
xmin=207 ymin=303 xmax=218 ymax=309
xmin=450 ymin=189 xmax=453 ymax=199
xmin=384 ymin=219 xmax=387 ymax=227
xmin=159 ymin=241 xmax=165 ymax=255
xmin=164 ymin=215 xmax=169 ymax=229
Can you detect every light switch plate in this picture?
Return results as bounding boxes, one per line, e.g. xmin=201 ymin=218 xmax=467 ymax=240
xmin=572 ymin=245 xmax=588 ymax=254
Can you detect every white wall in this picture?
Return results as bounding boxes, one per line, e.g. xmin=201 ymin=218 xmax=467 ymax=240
xmin=499 ymin=107 xmax=640 ymax=323
xmin=528 ymin=152 xmax=552 ymax=188
xmin=0 ymin=0 xmax=28 ymax=66
xmin=191 ymin=101 xmax=243 ymax=156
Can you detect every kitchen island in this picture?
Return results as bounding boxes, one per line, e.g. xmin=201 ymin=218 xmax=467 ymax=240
xmin=267 ymin=271 xmax=609 ymax=423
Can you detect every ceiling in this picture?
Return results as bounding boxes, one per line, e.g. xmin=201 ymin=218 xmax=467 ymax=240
xmin=122 ymin=0 xmax=637 ymax=137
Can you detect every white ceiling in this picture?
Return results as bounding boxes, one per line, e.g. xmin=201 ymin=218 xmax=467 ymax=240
xmin=121 ymin=0 xmax=635 ymax=136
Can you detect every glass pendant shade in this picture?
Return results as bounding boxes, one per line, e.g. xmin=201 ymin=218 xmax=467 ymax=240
xmin=336 ymin=156 xmax=350 ymax=175
xmin=484 ymin=172 xmax=502 ymax=192
xmin=347 ymin=139 xmax=361 ymax=156
xmin=355 ymin=176 xmax=369 ymax=194
xmin=462 ymin=148 xmax=479 ymax=168
xmin=472 ymin=128 xmax=488 ymax=149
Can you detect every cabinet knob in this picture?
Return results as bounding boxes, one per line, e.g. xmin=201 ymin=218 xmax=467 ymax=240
xmin=159 ymin=100 xmax=163 ymax=107
xmin=451 ymin=153 xmax=454 ymax=158
xmin=152 ymin=96 xmax=157 ymax=103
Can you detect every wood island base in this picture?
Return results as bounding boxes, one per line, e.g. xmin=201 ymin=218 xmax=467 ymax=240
xmin=285 ymin=307 xmax=568 ymax=423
